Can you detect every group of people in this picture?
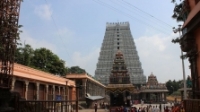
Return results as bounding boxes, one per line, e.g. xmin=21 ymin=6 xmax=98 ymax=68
xmin=130 ymin=105 xmax=161 ymax=112
xmin=94 ymin=103 xmax=185 ymax=112
xmin=112 ymin=105 xmax=185 ymax=112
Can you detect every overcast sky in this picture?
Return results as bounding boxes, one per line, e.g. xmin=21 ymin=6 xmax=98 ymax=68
xmin=18 ymin=0 xmax=190 ymax=83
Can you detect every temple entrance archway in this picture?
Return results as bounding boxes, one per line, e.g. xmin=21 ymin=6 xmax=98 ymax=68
xmin=110 ymin=92 xmax=124 ymax=106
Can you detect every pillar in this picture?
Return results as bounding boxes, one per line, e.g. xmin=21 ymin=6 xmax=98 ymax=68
xmin=66 ymin=86 xmax=69 ymax=100
xmin=58 ymin=86 xmax=60 ymax=95
xmin=82 ymin=79 xmax=87 ymax=97
xmin=164 ymin=93 xmax=166 ymax=101
xmin=63 ymin=87 xmax=66 ymax=100
xmin=142 ymin=93 xmax=146 ymax=100
xmin=52 ymin=85 xmax=55 ymax=100
xmin=160 ymin=93 xmax=162 ymax=101
xmin=46 ymin=85 xmax=49 ymax=100
xmin=25 ymin=81 xmax=29 ymax=100
xmin=162 ymin=93 xmax=164 ymax=101
xmin=88 ymin=82 xmax=90 ymax=95
xmin=36 ymin=82 xmax=40 ymax=100
xmin=158 ymin=93 xmax=160 ymax=101
xmin=11 ymin=77 xmax=16 ymax=91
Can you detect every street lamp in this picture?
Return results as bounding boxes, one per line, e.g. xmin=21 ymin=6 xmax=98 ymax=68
xmin=173 ymin=25 xmax=187 ymax=100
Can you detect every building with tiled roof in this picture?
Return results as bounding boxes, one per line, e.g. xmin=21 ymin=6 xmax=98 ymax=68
xmin=12 ymin=63 xmax=76 ymax=101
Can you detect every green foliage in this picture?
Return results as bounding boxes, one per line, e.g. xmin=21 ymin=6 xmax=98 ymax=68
xmin=15 ymin=45 xmax=69 ymax=76
xmin=171 ymin=91 xmax=181 ymax=96
xmin=180 ymin=54 xmax=188 ymax=60
xmin=67 ymin=66 xmax=86 ymax=74
xmin=31 ymin=48 xmax=67 ymax=76
xmin=15 ymin=44 xmax=34 ymax=66
xmin=171 ymin=0 xmax=188 ymax=22
xmin=166 ymin=79 xmax=182 ymax=95
xmin=171 ymin=38 xmax=180 ymax=43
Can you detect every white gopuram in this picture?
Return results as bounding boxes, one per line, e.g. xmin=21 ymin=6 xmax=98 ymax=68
xmin=95 ymin=22 xmax=146 ymax=85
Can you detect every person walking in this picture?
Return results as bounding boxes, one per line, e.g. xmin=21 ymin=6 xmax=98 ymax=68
xmin=94 ymin=102 xmax=98 ymax=112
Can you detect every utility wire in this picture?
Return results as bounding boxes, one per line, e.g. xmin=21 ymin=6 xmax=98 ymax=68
xmin=93 ymin=0 xmax=171 ymax=35
xmin=44 ymin=0 xmax=70 ymax=60
xmin=109 ymin=0 xmax=172 ymax=32
xmin=120 ymin=0 xmax=173 ymax=28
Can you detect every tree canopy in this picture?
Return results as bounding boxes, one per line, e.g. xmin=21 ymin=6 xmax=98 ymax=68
xmin=67 ymin=66 xmax=86 ymax=74
xmin=166 ymin=79 xmax=182 ymax=95
xmin=14 ymin=44 xmax=71 ymax=76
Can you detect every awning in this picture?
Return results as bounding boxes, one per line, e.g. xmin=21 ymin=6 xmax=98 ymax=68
xmin=85 ymin=96 xmax=104 ymax=101
xmin=140 ymin=89 xmax=169 ymax=93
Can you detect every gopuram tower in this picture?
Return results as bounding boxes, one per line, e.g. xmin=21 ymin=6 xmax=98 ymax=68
xmin=95 ymin=22 xmax=146 ymax=85
xmin=106 ymin=50 xmax=134 ymax=107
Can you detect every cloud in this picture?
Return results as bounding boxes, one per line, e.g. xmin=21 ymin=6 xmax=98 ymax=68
xmin=67 ymin=48 xmax=100 ymax=75
xmin=19 ymin=29 xmax=57 ymax=53
xmin=55 ymin=28 xmax=74 ymax=43
xmin=135 ymin=34 xmax=190 ymax=83
xmin=34 ymin=4 xmax=52 ymax=20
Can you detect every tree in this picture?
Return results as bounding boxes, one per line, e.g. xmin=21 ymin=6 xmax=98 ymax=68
xmin=15 ymin=44 xmax=34 ymax=66
xmin=67 ymin=66 xmax=86 ymax=74
xmin=166 ymin=79 xmax=182 ymax=95
xmin=31 ymin=48 xmax=67 ymax=76
xmin=171 ymin=0 xmax=189 ymax=22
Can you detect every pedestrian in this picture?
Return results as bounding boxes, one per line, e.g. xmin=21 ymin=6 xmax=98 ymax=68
xmin=130 ymin=107 xmax=135 ymax=112
xmin=148 ymin=105 xmax=152 ymax=112
xmin=152 ymin=106 xmax=156 ymax=112
xmin=159 ymin=104 xmax=161 ymax=112
xmin=94 ymin=102 xmax=98 ymax=112
xmin=180 ymin=106 xmax=185 ymax=112
xmin=164 ymin=106 xmax=169 ymax=112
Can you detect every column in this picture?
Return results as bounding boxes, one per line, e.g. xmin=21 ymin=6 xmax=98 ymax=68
xmin=142 ymin=93 xmax=146 ymax=100
xmin=36 ymin=82 xmax=40 ymax=100
xmin=25 ymin=81 xmax=29 ymax=100
xmin=46 ymin=85 xmax=49 ymax=100
xmin=164 ymin=93 xmax=166 ymax=101
xmin=88 ymin=82 xmax=91 ymax=95
xmin=160 ymin=93 xmax=162 ymax=101
xmin=82 ymin=79 xmax=87 ymax=97
xmin=11 ymin=77 xmax=16 ymax=91
xmin=66 ymin=81 xmax=69 ymax=100
xmin=94 ymin=84 xmax=96 ymax=95
xmin=58 ymin=86 xmax=60 ymax=95
xmin=156 ymin=93 xmax=158 ymax=102
xmin=52 ymin=85 xmax=55 ymax=100
xmin=158 ymin=93 xmax=160 ymax=101
xmin=63 ymin=87 xmax=66 ymax=100
xmin=66 ymin=86 xmax=69 ymax=100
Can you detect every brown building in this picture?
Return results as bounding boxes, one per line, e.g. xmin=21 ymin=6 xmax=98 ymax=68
xmin=178 ymin=0 xmax=200 ymax=111
xmin=180 ymin=0 xmax=200 ymax=99
xmin=12 ymin=63 xmax=76 ymax=101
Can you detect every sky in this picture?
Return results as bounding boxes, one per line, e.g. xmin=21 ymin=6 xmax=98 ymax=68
xmin=18 ymin=0 xmax=190 ymax=83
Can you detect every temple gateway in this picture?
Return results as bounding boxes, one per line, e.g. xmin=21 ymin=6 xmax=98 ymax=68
xmin=106 ymin=50 xmax=134 ymax=107
xmin=106 ymin=50 xmax=168 ymax=109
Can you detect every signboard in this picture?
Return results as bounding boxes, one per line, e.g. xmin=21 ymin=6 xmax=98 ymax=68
xmin=55 ymin=95 xmax=62 ymax=101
